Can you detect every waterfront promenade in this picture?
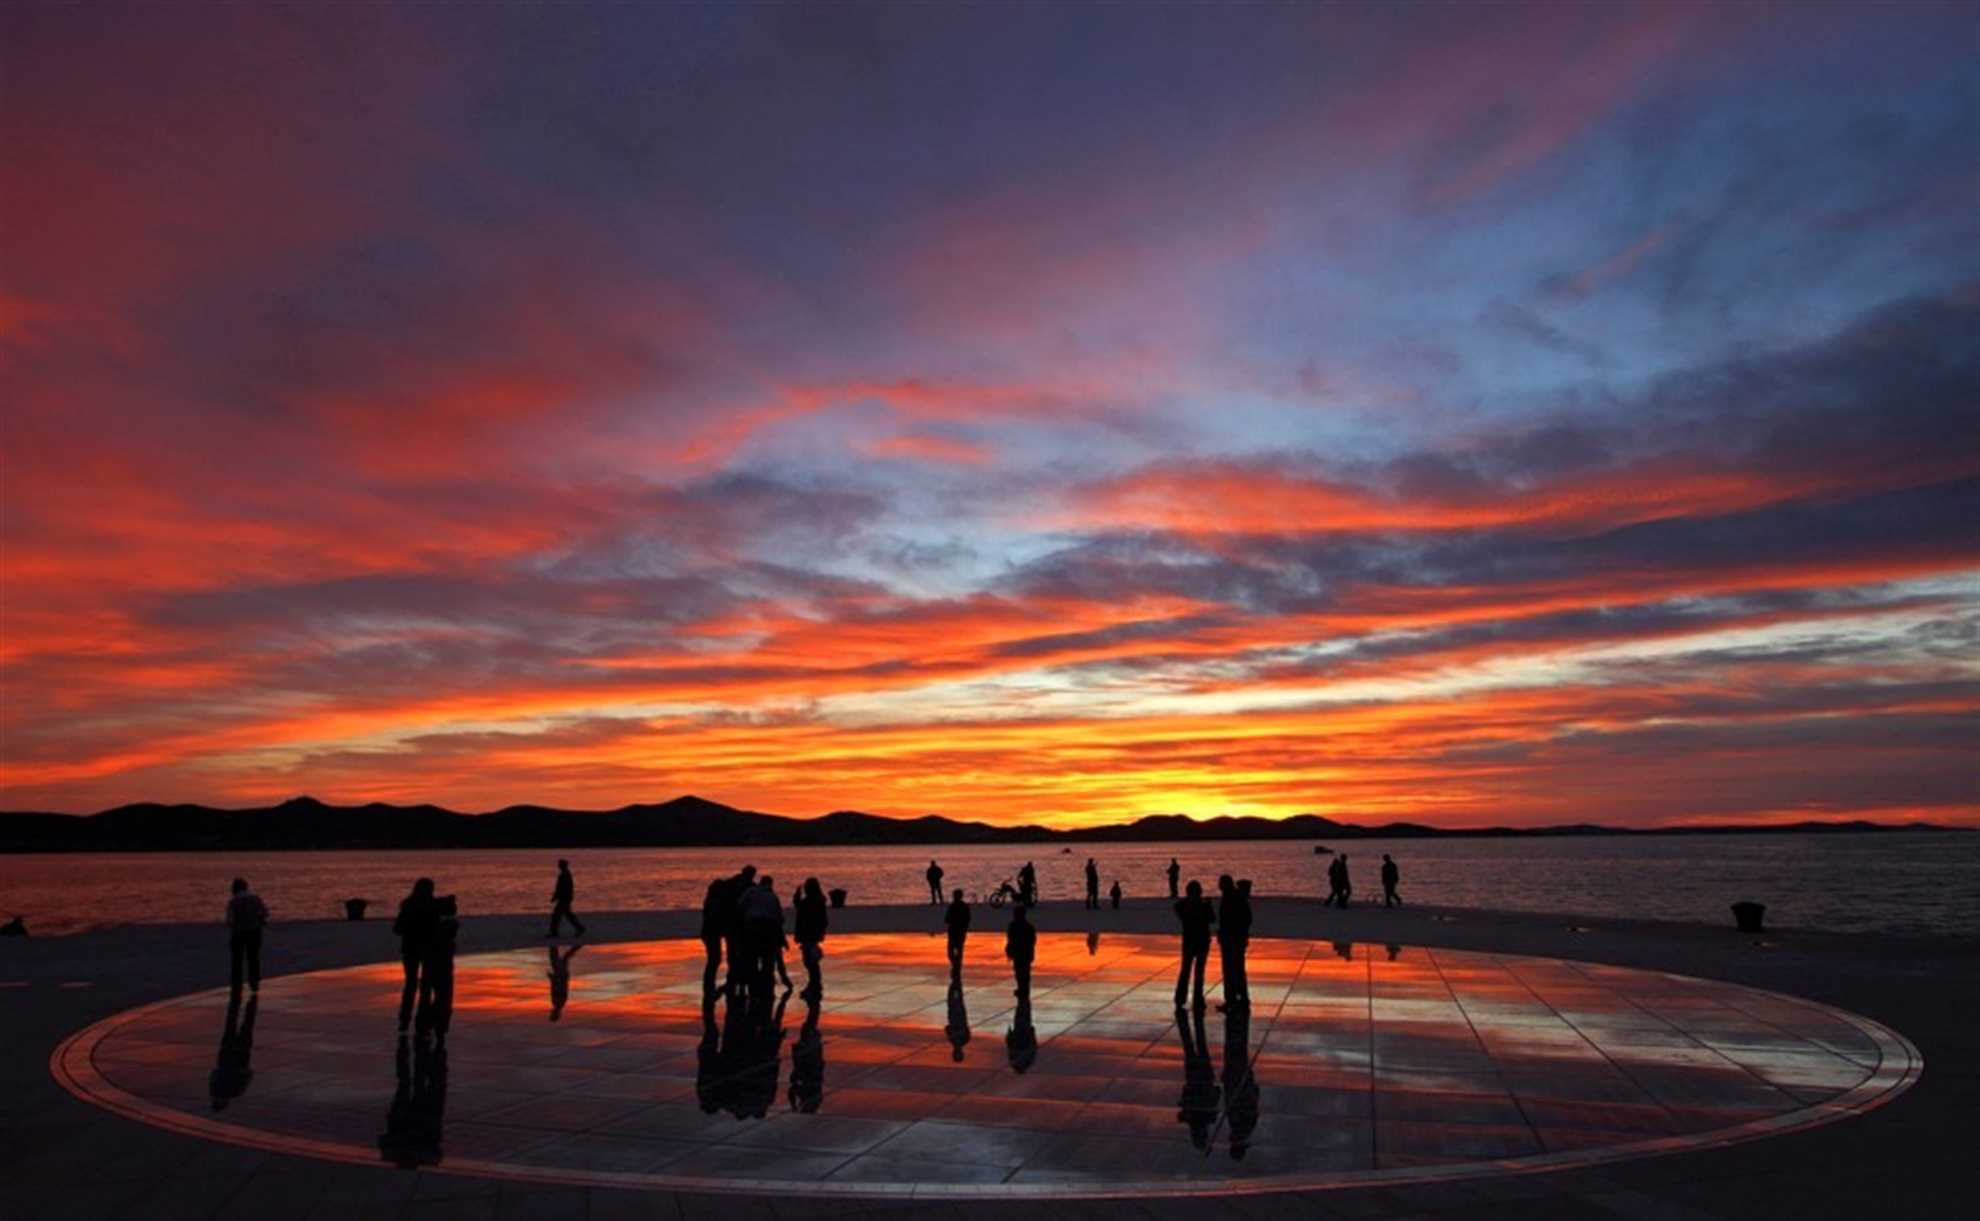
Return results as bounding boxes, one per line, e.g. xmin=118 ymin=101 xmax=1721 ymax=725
xmin=5 ymin=898 xmax=1972 ymax=1220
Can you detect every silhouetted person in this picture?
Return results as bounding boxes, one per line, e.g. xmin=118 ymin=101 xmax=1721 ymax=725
xmin=1335 ymin=854 xmax=1353 ymax=907
xmin=547 ymin=942 xmax=580 ymax=1021
xmin=209 ymin=991 xmax=258 ymax=1111
xmin=944 ymin=888 xmax=971 ymax=975
xmin=1166 ymin=857 xmax=1181 ymax=899
xmin=1006 ymin=904 xmax=1037 ymax=1001
xmin=1216 ymin=874 xmax=1251 ymax=1011
xmin=1109 ymin=879 xmax=1122 ymax=910
xmin=737 ymin=875 xmax=788 ymax=995
xmin=1222 ymin=1001 xmax=1259 ymax=1160
xmin=546 ymin=859 xmax=584 ymax=938
xmin=392 ymin=878 xmax=438 ymax=1033
xmin=1381 ymin=854 xmax=1401 ymax=907
xmin=707 ymin=864 xmax=756 ymax=996
xmin=926 ymin=859 xmax=945 ymax=905
xmin=793 ymin=877 xmax=828 ymax=998
xmin=1173 ymin=880 xmax=1215 ymax=1009
xmin=1018 ymin=860 xmax=1038 ymax=907
xmin=944 ymin=977 xmax=971 ymax=1061
xmin=788 ymin=988 xmax=823 ymax=1113
xmin=1325 ymin=854 xmax=1345 ymax=907
xmin=1084 ymin=857 xmax=1100 ymax=910
xmin=225 ymin=877 xmax=268 ymax=994
xmin=1005 ymin=995 xmax=1038 ymax=1074
xmin=379 ymin=1033 xmax=447 ymax=1167
xmin=1176 ymin=1004 xmax=1219 ymax=1152
xmin=416 ymin=895 xmax=458 ymax=1043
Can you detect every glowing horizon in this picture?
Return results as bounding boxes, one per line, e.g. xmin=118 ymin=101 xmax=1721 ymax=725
xmin=3 ymin=4 xmax=1976 ymax=828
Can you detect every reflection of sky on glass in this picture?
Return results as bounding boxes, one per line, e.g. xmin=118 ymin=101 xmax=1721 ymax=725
xmin=3 ymin=4 xmax=1976 ymax=825
xmin=68 ymin=934 xmax=1911 ymax=1189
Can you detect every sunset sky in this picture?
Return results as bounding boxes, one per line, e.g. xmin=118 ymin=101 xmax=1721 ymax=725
xmin=4 ymin=2 xmax=1976 ymax=827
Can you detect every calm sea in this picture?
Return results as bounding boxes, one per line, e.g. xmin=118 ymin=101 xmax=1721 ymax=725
xmin=2 ymin=832 xmax=1974 ymax=938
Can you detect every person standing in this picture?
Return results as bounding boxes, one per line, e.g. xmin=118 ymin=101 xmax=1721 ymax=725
xmin=225 ymin=878 xmax=269 ymax=993
xmin=1173 ymin=880 xmax=1216 ymax=1010
xmin=944 ymin=888 xmax=972 ymax=975
xmin=1325 ymin=854 xmax=1345 ymax=907
xmin=1381 ymin=854 xmax=1402 ymax=907
xmin=737 ymin=875 xmax=788 ymax=992
xmin=793 ymin=877 xmax=829 ymax=997
xmin=718 ymin=864 xmax=757 ymax=993
xmin=419 ymin=896 xmax=460 ymax=1043
xmin=1216 ymin=874 xmax=1251 ymax=1011
xmin=1084 ymin=858 xmax=1100 ymax=910
xmin=1109 ymin=879 xmax=1123 ymax=910
xmin=1166 ymin=857 xmax=1181 ymax=899
xmin=1336 ymin=854 xmax=1353 ymax=908
xmin=1018 ymin=860 xmax=1038 ymax=907
xmin=392 ymin=878 xmax=438 ymax=1033
xmin=699 ymin=870 xmax=738 ymax=997
xmin=926 ymin=860 xmax=945 ymax=905
xmin=547 ymin=859 xmax=585 ymax=938
xmin=1005 ymin=903 xmax=1037 ymax=1001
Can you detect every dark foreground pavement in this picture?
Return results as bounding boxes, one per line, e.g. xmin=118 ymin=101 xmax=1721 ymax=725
xmin=4 ymin=898 xmax=1973 ymax=1221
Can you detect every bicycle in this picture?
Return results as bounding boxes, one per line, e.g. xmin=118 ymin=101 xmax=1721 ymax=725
xmin=977 ymin=878 xmax=1022 ymax=909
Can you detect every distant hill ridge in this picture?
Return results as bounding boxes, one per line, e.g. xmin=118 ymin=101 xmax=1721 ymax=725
xmin=0 ymin=794 xmax=1963 ymax=853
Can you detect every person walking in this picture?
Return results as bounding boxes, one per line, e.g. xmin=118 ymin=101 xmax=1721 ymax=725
xmin=225 ymin=878 xmax=269 ymax=994
xmin=793 ymin=877 xmax=829 ymax=997
xmin=1336 ymin=854 xmax=1353 ymax=908
xmin=1084 ymin=858 xmax=1100 ymax=910
xmin=1173 ymin=880 xmax=1216 ymax=1009
xmin=1216 ymin=874 xmax=1251 ymax=1011
xmin=392 ymin=878 xmax=438 ymax=1033
xmin=1166 ymin=857 xmax=1181 ymax=899
xmin=1005 ymin=903 xmax=1037 ymax=1001
xmin=926 ymin=860 xmax=945 ymax=905
xmin=1381 ymin=854 xmax=1402 ymax=907
xmin=944 ymin=888 xmax=972 ymax=975
xmin=546 ymin=859 xmax=585 ymax=938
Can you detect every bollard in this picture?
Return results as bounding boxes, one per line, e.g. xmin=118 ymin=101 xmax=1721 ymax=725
xmin=828 ymin=888 xmax=848 ymax=909
xmin=343 ymin=898 xmax=369 ymax=922
xmin=1731 ymin=901 xmax=1765 ymax=933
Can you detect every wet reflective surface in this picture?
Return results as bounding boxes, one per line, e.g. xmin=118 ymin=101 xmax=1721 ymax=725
xmin=54 ymin=934 xmax=1918 ymax=1196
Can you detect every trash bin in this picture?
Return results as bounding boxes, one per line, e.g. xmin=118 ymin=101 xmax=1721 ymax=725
xmin=828 ymin=888 xmax=847 ymax=909
xmin=1731 ymin=901 xmax=1765 ymax=933
xmin=343 ymin=898 xmax=369 ymax=922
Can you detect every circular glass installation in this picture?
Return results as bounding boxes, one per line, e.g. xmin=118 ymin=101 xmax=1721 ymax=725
xmin=52 ymin=933 xmax=1918 ymax=1197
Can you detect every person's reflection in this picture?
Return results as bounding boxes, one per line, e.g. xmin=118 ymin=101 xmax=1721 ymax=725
xmin=378 ymin=1034 xmax=448 ymax=1167
xmin=547 ymin=943 xmax=581 ymax=1022
xmin=1221 ymin=1002 xmax=1259 ymax=1160
xmin=727 ymin=985 xmax=789 ymax=1120
xmin=788 ymin=987 xmax=824 ymax=1113
xmin=1176 ymin=1006 xmax=1219 ymax=1151
xmin=695 ymin=995 xmax=723 ymax=1115
xmin=1086 ymin=929 xmax=1100 ymax=956
xmin=209 ymin=992 xmax=258 ymax=1111
xmin=1005 ymin=995 xmax=1037 ymax=1074
xmin=1385 ymin=943 xmax=1402 ymax=962
xmin=1333 ymin=939 xmax=1354 ymax=962
xmin=944 ymin=978 xmax=972 ymax=1061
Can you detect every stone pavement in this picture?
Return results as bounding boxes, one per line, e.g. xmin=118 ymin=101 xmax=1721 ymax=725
xmin=4 ymin=898 xmax=1974 ymax=1220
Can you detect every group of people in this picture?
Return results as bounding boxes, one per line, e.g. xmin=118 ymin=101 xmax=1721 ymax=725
xmin=1323 ymin=852 xmax=1404 ymax=908
xmin=926 ymin=855 xmax=1126 ymax=910
xmin=699 ymin=865 xmax=831 ymax=1001
xmin=1172 ymin=874 xmax=1255 ymax=1010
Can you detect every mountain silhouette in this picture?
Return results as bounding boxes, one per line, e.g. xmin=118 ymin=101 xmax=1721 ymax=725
xmin=0 ymin=795 xmax=1960 ymax=853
